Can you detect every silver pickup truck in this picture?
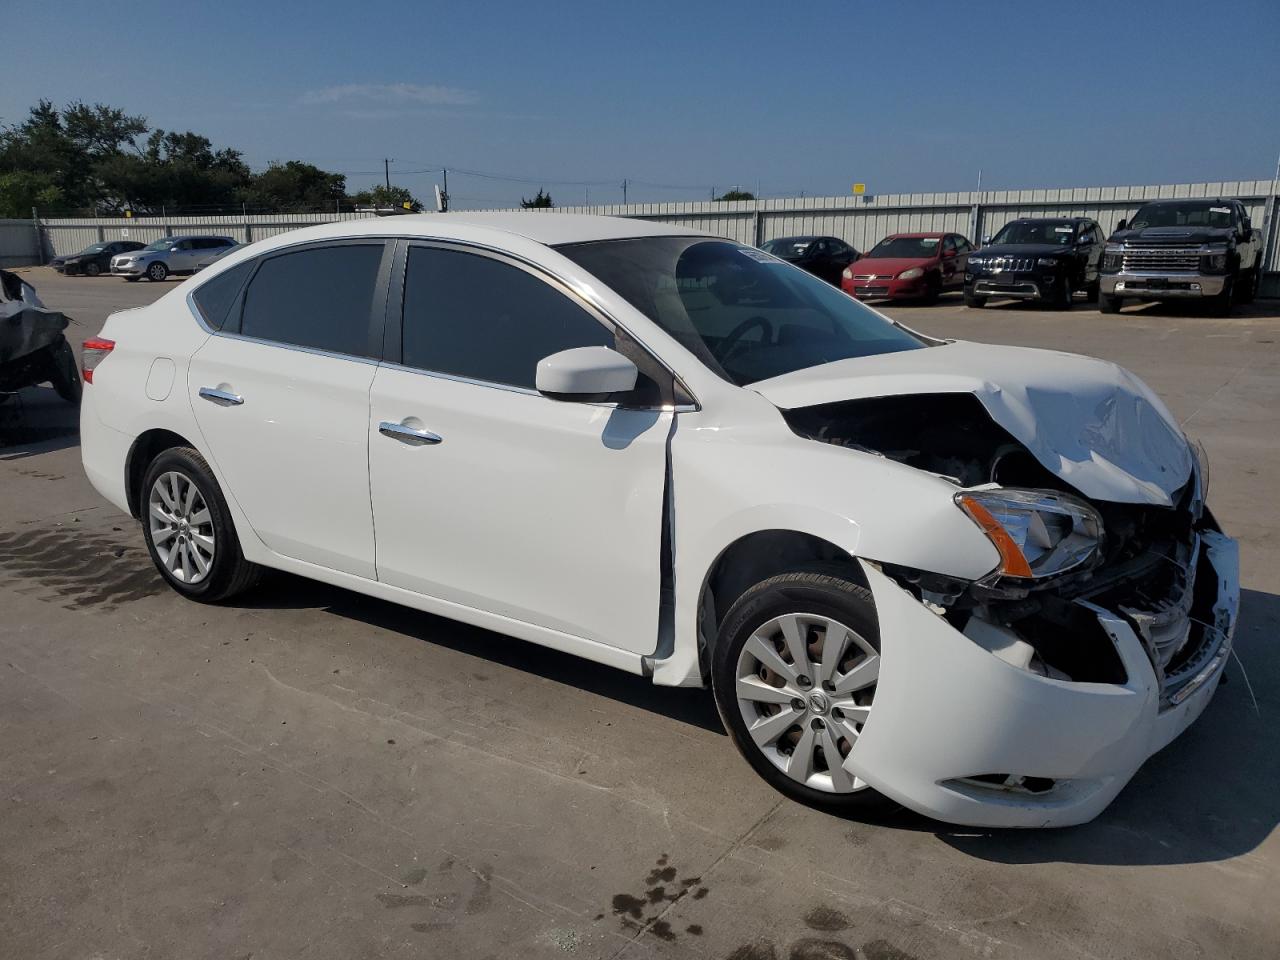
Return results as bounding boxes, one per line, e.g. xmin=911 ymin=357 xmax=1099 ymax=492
xmin=1099 ymin=198 xmax=1263 ymax=316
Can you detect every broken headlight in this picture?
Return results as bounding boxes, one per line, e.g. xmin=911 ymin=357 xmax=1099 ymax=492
xmin=956 ymin=488 xmax=1103 ymax=580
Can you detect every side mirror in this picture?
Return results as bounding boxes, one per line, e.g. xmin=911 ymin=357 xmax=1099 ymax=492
xmin=536 ymin=346 xmax=638 ymax=402
xmin=1116 ymin=218 xmax=1128 ymax=232
xmin=170 ymin=246 xmax=180 ymax=253
xmin=981 ymin=235 xmax=992 ymax=245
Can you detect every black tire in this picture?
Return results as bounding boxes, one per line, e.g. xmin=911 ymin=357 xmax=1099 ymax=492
xmin=84 ymin=261 xmax=102 ymax=277
xmin=147 ymin=261 xmax=169 ymax=282
xmin=140 ymin=446 xmax=261 ymax=602
xmin=1236 ymin=263 xmax=1259 ymax=305
xmin=1051 ymin=276 xmax=1073 ymax=310
xmin=712 ymin=566 xmax=897 ymax=816
xmin=1085 ymin=279 xmax=1100 ymax=302
xmin=124 ymin=276 xmax=140 ymax=282
xmin=46 ymin=338 xmax=82 ymax=404
xmin=1099 ymin=292 xmax=1123 ymax=314
xmin=1206 ymin=279 xmax=1234 ymax=317
xmin=963 ymin=289 xmax=986 ymax=308
xmin=920 ymin=274 xmax=941 ymax=305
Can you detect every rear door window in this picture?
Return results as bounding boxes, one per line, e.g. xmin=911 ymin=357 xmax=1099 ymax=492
xmin=238 ymin=243 xmax=386 ymax=357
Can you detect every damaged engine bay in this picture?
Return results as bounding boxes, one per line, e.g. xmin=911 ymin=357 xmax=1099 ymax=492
xmin=785 ymin=393 xmax=1227 ymax=701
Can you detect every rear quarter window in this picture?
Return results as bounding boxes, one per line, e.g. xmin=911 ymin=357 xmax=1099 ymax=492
xmin=190 ymin=260 xmax=254 ymax=331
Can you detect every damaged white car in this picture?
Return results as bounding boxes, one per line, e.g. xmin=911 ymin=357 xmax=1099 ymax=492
xmin=79 ymin=214 xmax=1239 ymax=828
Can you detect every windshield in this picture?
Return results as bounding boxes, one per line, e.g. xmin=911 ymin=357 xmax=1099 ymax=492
xmin=144 ymin=239 xmax=175 ymax=251
xmin=865 ymin=236 xmax=940 ymax=259
xmin=78 ymin=243 xmax=109 ymax=255
xmin=760 ymin=237 xmax=817 ymax=258
xmin=990 ymin=221 xmax=1076 ymax=245
xmin=1128 ymin=201 xmax=1235 ymax=230
xmin=557 ymin=238 xmax=925 ymax=386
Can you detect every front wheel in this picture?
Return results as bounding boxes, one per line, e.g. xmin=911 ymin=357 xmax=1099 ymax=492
xmin=141 ymin=446 xmax=261 ymax=602
xmin=712 ymin=567 xmax=895 ymax=814
xmin=147 ymin=261 xmax=169 ymax=282
xmin=963 ymin=289 xmax=986 ymax=308
xmin=1099 ymin=292 xmax=1123 ymax=314
xmin=1051 ymin=276 xmax=1073 ymax=310
xmin=84 ymin=261 xmax=102 ymax=277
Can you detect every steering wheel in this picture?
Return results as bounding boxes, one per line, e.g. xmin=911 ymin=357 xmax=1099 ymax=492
xmin=713 ymin=316 xmax=774 ymax=363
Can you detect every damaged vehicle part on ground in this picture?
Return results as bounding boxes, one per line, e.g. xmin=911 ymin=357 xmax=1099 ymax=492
xmin=0 ymin=269 xmax=81 ymax=404
xmin=79 ymin=214 xmax=1239 ymax=828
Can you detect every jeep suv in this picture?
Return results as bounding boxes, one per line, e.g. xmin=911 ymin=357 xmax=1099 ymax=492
xmin=1099 ymin=199 xmax=1262 ymax=316
xmin=964 ymin=218 xmax=1104 ymax=310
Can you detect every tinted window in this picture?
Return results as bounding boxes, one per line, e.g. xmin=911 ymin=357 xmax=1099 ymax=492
xmin=191 ymin=260 xmax=254 ymax=331
xmin=865 ymin=236 xmax=941 ymax=258
xmin=401 ymin=246 xmax=612 ymax=389
xmin=240 ymin=244 xmax=384 ymax=356
xmin=955 ymin=237 xmax=972 ymax=253
xmin=990 ymin=221 xmax=1078 ymax=245
xmin=558 ymin=238 xmax=924 ymax=386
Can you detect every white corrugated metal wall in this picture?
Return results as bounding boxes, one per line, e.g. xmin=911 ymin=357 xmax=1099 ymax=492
xmin=22 ymin=179 xmax=1280 ymax=283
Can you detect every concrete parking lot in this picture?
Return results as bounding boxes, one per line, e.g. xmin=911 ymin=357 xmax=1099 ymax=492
xmin=2 ymin=267 xmax=1277 ymax=959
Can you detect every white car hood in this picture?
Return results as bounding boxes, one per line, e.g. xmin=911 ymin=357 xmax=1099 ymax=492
xmin=751 ymin=340 xmax=1193 ymax=507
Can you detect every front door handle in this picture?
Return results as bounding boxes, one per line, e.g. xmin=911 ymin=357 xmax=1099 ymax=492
xmin=379 ymin=421 xmax=442 ymax=446
xmin=199 ymin=386 xmax=243 ymax=406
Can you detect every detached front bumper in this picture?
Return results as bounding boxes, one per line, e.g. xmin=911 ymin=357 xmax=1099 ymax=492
xmin=1101 ymin=272 xmax=1226 ymax=298
xmin=849 ymin=531 xmax=1239 ymax=828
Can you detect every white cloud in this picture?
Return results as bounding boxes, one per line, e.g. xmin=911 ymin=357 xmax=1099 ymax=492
xmin=302 ymin=83 xmax=478 ymax=107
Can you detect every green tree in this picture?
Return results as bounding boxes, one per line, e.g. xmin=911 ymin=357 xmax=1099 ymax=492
xmin=240 ymin=161 xmax=348 ymax=212
xmin=521 ymin=188 xmax=554 ymax=208
xmin=715 ymin=189 xmax=755 ymax=201
xmin=0 ymin=170 xmax=64 ymax=218
xmin=349 ymin=184 xmax=423 ymax=212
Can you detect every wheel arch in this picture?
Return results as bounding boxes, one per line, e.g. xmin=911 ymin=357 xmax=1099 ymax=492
xmin=696 ymin=529 xmax=872 ymax=668
xmin=125 ymin=428 xmax=198 ymax=519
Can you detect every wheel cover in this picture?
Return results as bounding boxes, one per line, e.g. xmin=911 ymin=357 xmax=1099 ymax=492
xmin=734 ymin=613 xmax=879 ymax=794
xmin=148 ymin=263 xmax=166 ymax=280
xmin=148 ymin=471 xmax=215 ymax=584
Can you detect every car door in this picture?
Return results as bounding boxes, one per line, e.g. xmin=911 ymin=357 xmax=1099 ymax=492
xmin=940 ymin=236 xmax=960 ymax=288
xmin=188 ymin=239 xmax=392 ymax=578
xmin=1082 ymin=223 xmax=1103 ymax=285
xmin=368 ymin=241 xmax=673 ymax=655
xmin=951 ymin=236 xmax=973 ymax=288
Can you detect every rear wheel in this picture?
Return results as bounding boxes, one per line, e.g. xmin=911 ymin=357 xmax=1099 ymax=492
xmin=963 ymin=289 xmax=986 ymax=309
xmin=147 ymin=261 xmax=169 ymax=282
xmin=712 ymin=567 xmax=895 ymax=814
xmin=1099 ymin=292 xmax=1123 ymax=314
xmin=1236 ymin=263 xmax=1260 ymax=305
xmin=46 ymin=339 xmax=81 ymax=404
xmin=141 ymin=446 xmax=261 ymax=602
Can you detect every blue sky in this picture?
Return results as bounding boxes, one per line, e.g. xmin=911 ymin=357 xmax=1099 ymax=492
xmin=6 ymin=0 xmax=1279 ymax=207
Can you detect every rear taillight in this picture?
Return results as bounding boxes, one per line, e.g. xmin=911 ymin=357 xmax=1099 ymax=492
xmin=82 ymin=337 xmax=115 ymax=383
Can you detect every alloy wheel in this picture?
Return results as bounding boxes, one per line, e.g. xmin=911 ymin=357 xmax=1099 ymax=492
xmin=734 ymin=613 xmax=879 ymax=793
xmin=148 ymin=471 xmax=216 ymax=584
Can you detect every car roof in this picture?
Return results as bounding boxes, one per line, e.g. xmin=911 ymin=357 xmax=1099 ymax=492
xmin=767 ymin=235 xmax=834 ymax=243
xmin=167 ymin=234 xmax=236 ymax=240
xmin=1007 ymin=217 xmax=1088 ymax=224
xmin=883 ymin=232 xmax=947 ymax=239
xmin=302 ymin=212 xmax=709 ymax=247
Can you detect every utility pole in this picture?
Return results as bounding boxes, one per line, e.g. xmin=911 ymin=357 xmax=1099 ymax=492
xmin=622 ymin=179 xmax=628 ymax=205
xmin=384 ymin=158 xmax=392 ymax=191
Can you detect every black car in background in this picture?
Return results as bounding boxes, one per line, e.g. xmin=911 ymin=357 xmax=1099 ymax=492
xmin=52 ymin=240 xmax=146 ymax=276
xmin=965 ymin=218 xmax=1105 ymax=309
xmin=760 ymin=235 xmax=859 ymax=285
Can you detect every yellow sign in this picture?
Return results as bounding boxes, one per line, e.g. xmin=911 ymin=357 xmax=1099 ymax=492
xmin=124 ymin=209 xmax=133 ymax=218
xmin=852 ymin=183 xmax=866 ymax=195
xmin=402 ymin=201 xmax=413 ymax=210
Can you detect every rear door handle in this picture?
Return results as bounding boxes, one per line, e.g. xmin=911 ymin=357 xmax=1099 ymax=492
xmin=379 ymin=421 xmax=442 ymax=446
xmin=199 ymin=386 xmax=243 ymax=406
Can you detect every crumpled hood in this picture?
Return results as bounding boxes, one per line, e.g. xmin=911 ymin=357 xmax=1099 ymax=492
xmin=752 ymin=340 xmax=1193 ymax=506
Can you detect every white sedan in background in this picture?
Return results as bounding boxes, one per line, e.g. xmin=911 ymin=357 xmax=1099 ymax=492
xmin=79 ymin=213 xmax=1238 ymax=827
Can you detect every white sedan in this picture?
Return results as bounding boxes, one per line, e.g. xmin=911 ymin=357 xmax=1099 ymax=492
xmin=79 ymin=213 xmax=1239 ymax=827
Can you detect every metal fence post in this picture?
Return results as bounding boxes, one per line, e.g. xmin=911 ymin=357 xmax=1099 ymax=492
xmin=31 ymin=207 xmax=44 ymax=265
xmin=753 ymin=205 xmax=765 ymax=247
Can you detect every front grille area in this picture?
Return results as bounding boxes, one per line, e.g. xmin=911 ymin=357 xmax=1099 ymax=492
xmin=984 ymin=257 xmax=1035 ymax=273
xmin=1120 ymin=247 xmax=1201 ymax=272
xmin=855 ymin=285 xmax=890 ymax=296
xmin=852 ymin=274 xmax=887 ymax=281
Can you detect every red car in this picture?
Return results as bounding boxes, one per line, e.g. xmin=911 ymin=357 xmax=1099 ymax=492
xmin=841 ymin=232 xmax=973 ymax=303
